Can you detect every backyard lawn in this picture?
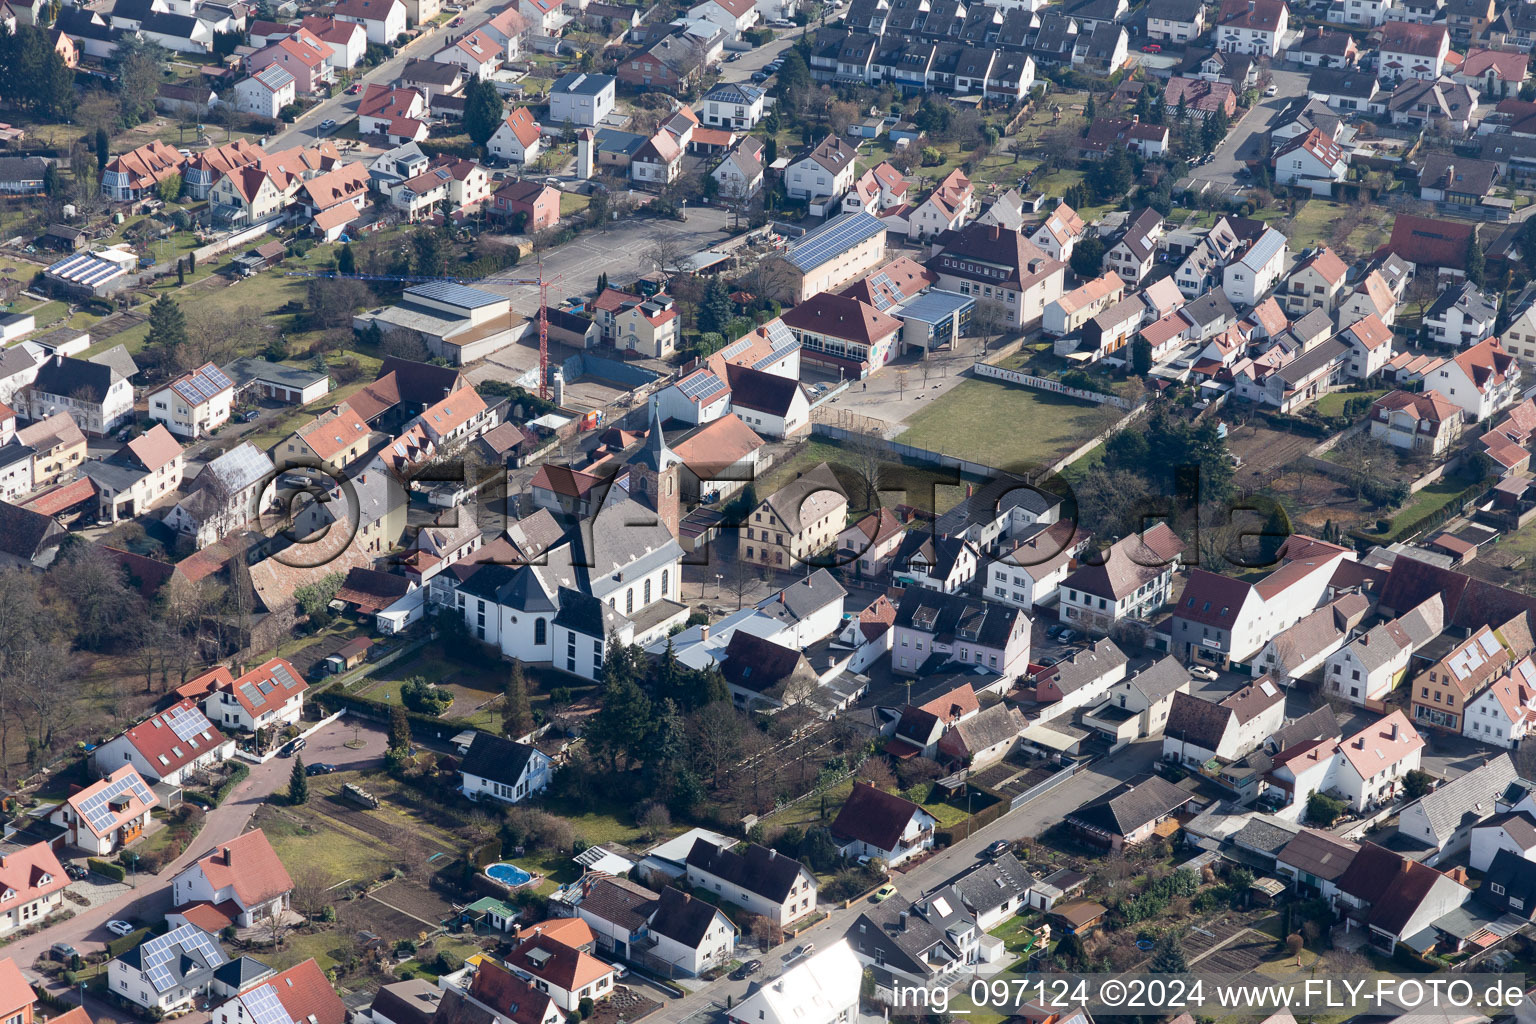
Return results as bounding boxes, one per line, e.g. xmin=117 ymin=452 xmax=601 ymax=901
xmin=356 ymin=646 xmax=507 ymax=733
xmin=895 ymin=376 xmax=1123 ymax=471
xmin=1359 ymin=473 xmax=1480 ymax=542
xmin=1286 ymin=198 xmax=1397 ymax=258
xmin=1313 ymin=389 xmax=1387 ymax=418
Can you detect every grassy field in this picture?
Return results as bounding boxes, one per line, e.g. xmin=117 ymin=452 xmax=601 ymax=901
xmin=559 ymin=191 xmax=591 ymax=217
xmin=1313 ymin=389 xmax=1387 ymax=418
xmin=1360 ymin=474 xmax=1477 ymax=542
xmin=355 ymin=646 xmax=507 ymax=733
xmin=1286 ymin=198 xmax=1397 ymax=259
xmin=895 ymin=377 xmax=1123 ymax=471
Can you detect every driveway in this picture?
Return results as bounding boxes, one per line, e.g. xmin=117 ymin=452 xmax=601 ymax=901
xmin=264 ymin=0 xmax=504 ymax=153
xmin=1186 ymin=66 xmax=1310 ymax=188
xmin=12 ymin=717 xmax=389 ymax=978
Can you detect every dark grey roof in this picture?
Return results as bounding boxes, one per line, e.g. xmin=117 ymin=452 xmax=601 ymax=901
xmin=760 ymin=461 xmax=845 ymax=534
xmin=141 ymin=10 xmax=202 ymax=35
xmin=1267 ymin=705 xmax=1339 ymax=751
xmin=1309 ymin=67 xmax=1378 ymax=99
xmin=401 ymin=58 xmax=464 ymax=85
xmin=89 ymin=344 xmax=140 ymax=381
xmin=369 ymin=979 xmax=443 ymax=1024
xmin=1066 ymin=773 xmax=1190 ymax=837
xmin=575 ymin=876 xmax=658 ymax=932
xmin=647 ymin=886 xmax=724 ymax=948
xmin=0 ymin=443 xmax=34 ymax=472
xmin=895 ymin=587 xmax=1023 ymax=650
xmin=1476 ymin=848 xmax=1536 ymax=919
xmin=0 ymin=156 xmax=46 ymax=183
xmin=551 ymin=71 xmax=614 ymax=96
xmin=953 ymin=852 xmax=1034 ymax=916
xmin=33 ymin=355 xmax=116 ymax=403
xmin=550 ymin=587 xmax=626 ymax=640
xmin=686 ymin=840 xmax=809 ymax=904
xmin=1276 ymin=336 xmax=1349 ymax=386
xmin=460 ymin=732 xmax=542 ymax=787
xmin=0 ymin=500 xmax=63 ymax=561
xmin=224 ymin=356 xmax=329 ymax=391
xmin=211 ymin=955 xmax=274 ymax=990
xmin=457 ymin=563 xmax=556 ymax=612
xmin=1143 ymin=0 xmax=1203 ymax=21
xmin=1229 ymin=817 xmax=1297 ymax=857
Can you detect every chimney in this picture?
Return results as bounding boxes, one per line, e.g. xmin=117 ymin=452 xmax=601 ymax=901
xmin=1400 ymin=858 xmax=1412 ymax=874
xmin=1389 ymin=723 xmax=1398 ymax=740
xmin=700 ymin=624 xmax=710 ymax=642
xmin=899 ymin=910 xmax=909 ymax=930
xmin=223 ymin=846 xmax=233 ymax=863
xmin=779 ymin=591 xmax=786 ymax=604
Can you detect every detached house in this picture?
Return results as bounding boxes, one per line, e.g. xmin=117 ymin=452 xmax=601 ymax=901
xmin=234 ymin=63 xmax=296 ymax=118
xmin=1215 ymin=0 xmax=1288 ymax=55
xmin=1281 ymin=246 xmax=1348 ymax=317
xmin=1065 ymin=773 xmax=1195 ymax=850
xmin=93 ymin=700 xmax=232 ymax=786
xmin=460 ymin=731 xmax=553 ymax=805
xmin=331 ymin=0 xmax=405 ymax=44
xmin=685 ymin=840 xmax=818 ymax=926
xmin=1424 ymin=281 xmax=1497 ymax=348
xmin=28 ymin=353 xmax=133 ymax=436
xmin=785 ymin=134 xmax=859 ymax=208
xmin=0 ymin=845 xmax=67 ymax=936
xmin=169 ymin=829 xmax=293 ymax=929
xmin=1058 ymin=522 xmax=1184 ymax=632
xmin=830 ymin=783 xmax=937 ymax=866
xmin=50 ymin=764 xmax=158 ymax=855
xmin=1378 ymin=21 xmax=1450 ymax=80
xmin=488 ymin=107 xmax=543 ymax=164
xmin=184 ymin=656 xmax=308 ymax=733
xmin=1430 ymin=335 xmax=1522 ymax=421
xmin=1162 ymin=679 xmax=1287 ymax=765
xmin=892 ymin=588 xmax=1031 ymax=682
xmin=149 ymin=362 xmax=234 ymax=439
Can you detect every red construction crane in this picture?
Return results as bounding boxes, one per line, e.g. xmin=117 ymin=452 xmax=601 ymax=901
xmin=288 ymin=264 xmax=563 ymax=400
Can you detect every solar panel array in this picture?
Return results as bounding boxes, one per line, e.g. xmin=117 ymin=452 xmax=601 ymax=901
xmin=163 ymin=703 xmax=214 ymax=744
xmin=142 ymin=924 xmax=226 ymax=992
xmin=171 ymin=365 xmax=234 ymax=407
xmin=47 ymin=253 xmax=128 ymax=288
xmin=678 ymin=371 xmax=728 ymax=404
xmin=236 ymin=660 xmax=300 ymax=711
xmin=759 ymin=319 xmax=797 ymax=361
xmin=77 ymin=771 xmax=155 ymax=834
xmin=784 ymin=212 xmax=883 ymax=272
xmin=243 ymin=984 xmax=295 ymax=1024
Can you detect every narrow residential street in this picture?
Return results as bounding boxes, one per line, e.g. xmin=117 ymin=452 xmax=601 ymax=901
xmin=1185 ymin=66 xmax=1309 ymax=188
xmin=12 ymin=718 xmax=389 ymax=975
xmin=648 ymin=739 xmax=1162 ymax=1024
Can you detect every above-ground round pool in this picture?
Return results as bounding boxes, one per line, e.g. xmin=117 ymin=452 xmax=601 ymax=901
xmin=486 ymin=862 xmax=533 ymax=887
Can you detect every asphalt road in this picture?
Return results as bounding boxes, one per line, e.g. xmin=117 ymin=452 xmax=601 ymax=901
xmin=649 ymin=738 xmax=1162 ymax=1024
xmin=265 ymin=0 xmax=504 ymax=153
xmin=16 ymin=718 xmax=388 ymax=980
xmin=1185 ymin=66 xmax=1310 ymax=188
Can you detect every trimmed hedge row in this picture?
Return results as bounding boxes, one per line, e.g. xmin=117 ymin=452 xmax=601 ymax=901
xmin=208 ymin=762 xmax=251 ymax=807
xmin=88 ymin=859 xmax=126 ymax=881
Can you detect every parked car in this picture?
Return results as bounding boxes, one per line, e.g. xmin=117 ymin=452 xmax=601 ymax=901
xmin=51 ymin=943 xmax=79 ymax=962
xmin=305 ymin=761 xmax=338 ymax=776
xmin=319 ymin=118 xmax=336 ymax=131
xmin=282 ymin=737 xmax=308 ymax=757
xmin=1189 ymin=665 xmax=1219 ymax=681
xmin=106 ymin=920 xmax=135 ymax=937
xmin=732 ymin=959 xmax=762 ymax=979
xmin=752 ymin=71 xmax=769 ymax=82
xmin=795 ymin=942 xmax=814 ymax=957
xmin=872 ymin=883 xmax=897 ymax=902
xmin=1037 ymin=656 xmax=1059 ymax=668
xmin=1057 ymin=628 xmax=1080 ymax=643
xmin=985 ymin=840 xmax=1012 ymax=858
xmin=1264 ymin=83 xmax=1278 ymax=96
xmin=1141 ymin=42 xmax=1161 ymax=52
xmin=347 ymin=82 xmax=362 ymax=94
xmin=726 ymin=51 xmax=740 ymax=60
xmin=1046 ymin=624 xmax=1065 ymax=639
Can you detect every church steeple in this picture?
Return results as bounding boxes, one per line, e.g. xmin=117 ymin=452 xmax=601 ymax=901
xmin=628 ymin=403 xmax=681 ymax=536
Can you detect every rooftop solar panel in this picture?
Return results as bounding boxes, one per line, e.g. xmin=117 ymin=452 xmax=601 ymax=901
xmin=785 ymin=212 xmax=884 ymax=273
xmin=164 ymin=703 xmax=213 ymax=744
xmin=244 ymin=985 xmax=294 ymax=1024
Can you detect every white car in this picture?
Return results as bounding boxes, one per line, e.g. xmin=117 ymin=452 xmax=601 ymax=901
xmin=106 ymin=920 xmax=135 ymax=937
xmin=319 ymin=118 xmax=337 ymax=131
xmin=1189 ymin=665 xmax=1219 ymax=681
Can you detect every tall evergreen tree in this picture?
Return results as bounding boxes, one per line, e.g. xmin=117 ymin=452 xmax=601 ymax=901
xmin=1150 ymin=930 xmax=1189 ymax=973
xmin=503 ymin=659 xmax=534 ymax=738
xmin=337 ymin=243 xmax=356 ymax=276
xmin=42 ymin=162 xmax=60 ymax=196
xmin=95 ymin=127 xmax=110 ymax=171
xmin=462 ymin=75 xmax=504 ymax=149
xmin=1466 ymin=233 xmax=1486 ymax=287
xmin=144 ymin=293 xmax=187 ymax=370
xmin=698 ymin=276 xmax=732 ymax=335
xmin=288 ymin=755 xmax=309 ymax=805
xmin=389 ymin=703 xmax=411 ymax=751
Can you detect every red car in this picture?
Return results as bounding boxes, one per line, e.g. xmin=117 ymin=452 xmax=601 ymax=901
xmin=1141 ymin=42 xmax=1161 ymax=52
xmin=347 ymin=82 xmax=362 ymax=94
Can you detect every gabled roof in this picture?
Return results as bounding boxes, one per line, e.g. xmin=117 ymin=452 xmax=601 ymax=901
xmin=460 ymin=731 xmax=544 ymax=787
xmin=759 ymin=461 xmax=845 ymax=534
xmin=685 ymin=839 xmax=807 ymax=903
xmin=184 ymin=828 xmax=293 ymax=909
xmin=1389 ymin=214 xmax=1474 ymax=268
xmin=114 ymin=699 xmax=227 ymax=778
xmin=1276 ymin=827 xmax=1358 ymax=881
xmin=1067 ymin=773 xmax=1190 ymax=837
xmin=505 ymin=930 xmax=611 ymax=992
xmin=1336 ymin=709 xmax=1423 ymax=781
xmin=1404 ymin=754 xmax=1516 ymax=845
xmin=830 ymin=782 xmax=929 ymax=851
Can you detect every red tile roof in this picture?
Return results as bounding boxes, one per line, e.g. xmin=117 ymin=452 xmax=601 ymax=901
xmin=188 ymin=828 xmax=293 ymax=909
xmin=1389 ymin=214 xmax=1474 ymax=268
xmin=67 ymin=765 xmax=158 ymax=840
xmin=505 ymin=931 xmax=611 ymax=992
xmin=502 ymin=106 xmax=541 ymax=148
xmin=124 ymin=424 xmax=182 ymax=472
xmin=780 ymin=291 xmax=903 ymax=348
xmin=0 ymin=958 xmax=36 ymax=1018
xmin=0 ymin=841 xmax=67 ymax=909
xmin=267 ymin=959 xmax=347 ymax=1024
xmin=118 ymin=699 xmax=228 ymax=776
